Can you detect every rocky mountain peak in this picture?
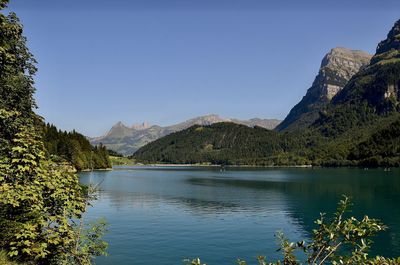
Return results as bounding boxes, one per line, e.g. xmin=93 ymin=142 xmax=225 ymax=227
xmin=313 ymin=48 xmax=371 ymax=101
xmin=330 ymin=19 xmax=400 ymax=115
xmin=276 ymin=47 xmax=371 ymax=131
xmin=387 ymin=19 xmax=400 ymax=38
xmin=372 ymin=20 xmax=400 ymax=64
xmin=102 ymin=121 xmax=132 ymax=139
xmin=320 ymin=47 xmax=372 ymax=86
xmin=131 ymin=122 xmax=151 ymax=130
xmin=195 ymin=114 xmax=224 ymax=124
xmin=113 ymin=121 xmax=127 ymax=128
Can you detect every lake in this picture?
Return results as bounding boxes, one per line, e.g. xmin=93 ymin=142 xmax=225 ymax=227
xmin=79 ymin=167 xmax=400 ymax=265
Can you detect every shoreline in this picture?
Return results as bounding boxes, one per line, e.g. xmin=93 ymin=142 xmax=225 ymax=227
xmin=115 ymin=163 xmax=313 ymax=168
xmin=113 ymin=164 xmax=396 ymax=170
xmin=80 ymin=168 xmax=113 ymax=172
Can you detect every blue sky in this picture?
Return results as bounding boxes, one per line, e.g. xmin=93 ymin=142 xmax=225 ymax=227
xmin=6 ymin=0 xmax=400 ymax=136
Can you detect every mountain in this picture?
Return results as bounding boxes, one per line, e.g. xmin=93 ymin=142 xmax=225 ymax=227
xmin=276 ymin=47 xmax=372 ymax=131
xmin=133 ymin=19 xmax=400 ymax=167
xmin=332 ymin=21 xmax=400 ymax=113
xmin=132 ymin=122 xmax=307 ymax=165
xmin=313 ymin=19 xmax=400 ymax=137
xmin=90 ymin=114 xmax=281 ymax=155
xmin=231 ymin=118 xmax=282 ymax=129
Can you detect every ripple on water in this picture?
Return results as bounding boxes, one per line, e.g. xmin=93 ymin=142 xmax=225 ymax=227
xmin=80 ymin=167 xmax=400 ymax=264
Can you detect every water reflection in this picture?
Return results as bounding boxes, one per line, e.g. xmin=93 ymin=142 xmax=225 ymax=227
xmin=185 ymin=169 xmax=400 ymax=258
xmin=79 ymin=167 xmax=400 ymax=264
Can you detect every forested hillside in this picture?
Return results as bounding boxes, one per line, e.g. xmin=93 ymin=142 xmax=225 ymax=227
xmin=133 ymin=19 xmax=400 ymax=168
xmin=349 ymin=117 xmax=400 ymax=166
xmin=132 ymin=114 xmax=400 ymax=167
xmin=42 ymin=123 xmax=111 ymax=171
xmin=132 ymin=122 xmax=309 ymax=165
xmin=91 ymin=114 xmax=281 ymax=155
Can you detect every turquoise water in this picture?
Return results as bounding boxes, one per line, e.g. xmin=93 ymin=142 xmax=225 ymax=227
xmin=79 ymin=167 xmax=400 ymax=265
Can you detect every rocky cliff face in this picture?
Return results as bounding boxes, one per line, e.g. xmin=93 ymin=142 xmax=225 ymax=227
xmin=333 ymin=19 xmax=400 ymax=113
xmin=374 ymin=19 xmax=400 ymax=57
xmin=131 ymin=122 xmax=151 ymax=130
xmin=91 ymin=114 xmax=281 ymax=155
xmin=276 ymin=47 xmax=372 ymax=131
xmin=371 ymin=20 xmax=400 ymax=106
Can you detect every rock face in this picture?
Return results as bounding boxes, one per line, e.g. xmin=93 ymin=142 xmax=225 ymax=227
xmin=375 ymin=19 xmax=400 ymax=56
xmin=90 ymin=114 xmax=281 ymax=155
xmin=276 ymin=47 xmax=372 ymax=131
xmin=131 ymin=122 xmax=150 ymax=130
xmin=333 ymin=19 xmax=400 ymax=113
xmin=369 ymin=19 xmax=400 ymax=66
xmin=231 ymin=118 xmax=282 ymax=129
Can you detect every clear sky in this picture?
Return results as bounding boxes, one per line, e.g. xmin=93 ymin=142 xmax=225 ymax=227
xmin=6 ymin=0 xmax=400 ymax=136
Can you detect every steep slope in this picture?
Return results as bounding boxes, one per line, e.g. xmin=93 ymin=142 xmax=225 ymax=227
xmin=133 ymin=19 xmax=400 ymax=167
xmin=277 ymin=47 xmax=371 ymax=131
xmin=332 ymin=20 xmax=400 ymax=113
xmin=132 ymin=122 xmax=307 ymax=165
xmin=91 ymin=114 xmax=281 ymax=155
xmin=305 ymin=19 xmax=400 ymax=165
xmin=42 ymin=123 xmax=111 ymax=171
xmin=102 ymin=121 xmax=134 ymax=139
xmin=315 ymin=19 xmax=400 ymax=137
xmin=348 ymin=116 xmax=400 ymax=167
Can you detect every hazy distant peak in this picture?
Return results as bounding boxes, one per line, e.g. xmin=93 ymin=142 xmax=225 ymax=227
xmin=131 ymin=122 xmax=151 ymax=130
xmin=114 ymin=121 xmax=126 ymax=127
xmin=102 ymin=121 xmax=132 ymax=139
xmin=186 ymin=114 xmax=225 ymax=123
xmin=91 ymin=114 xmax=281 ymax=155
xmin=111 ymin=121 xmax=130 ymax=130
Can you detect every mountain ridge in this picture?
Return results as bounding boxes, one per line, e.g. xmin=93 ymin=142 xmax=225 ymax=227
xmin=90 ymin=114 xmax=281 ymax=155
xmin=132 ymin=19 xmax=400 ymax=167
xmin=276 ymin=47 xmax=372 ymax=131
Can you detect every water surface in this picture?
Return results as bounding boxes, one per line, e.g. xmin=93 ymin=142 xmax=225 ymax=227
xmin=79 ymin=167 xmax=400 ymax=265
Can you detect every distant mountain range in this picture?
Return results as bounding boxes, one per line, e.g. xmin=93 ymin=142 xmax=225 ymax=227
xmin=133 ymin=19 xmax=400 ymax=167
xmin=90 ymin=115 xmax=281 ymax=155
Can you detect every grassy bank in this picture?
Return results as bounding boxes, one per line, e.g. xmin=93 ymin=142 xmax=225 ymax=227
xmin=109 ymin=155 xmax=137 ymax=166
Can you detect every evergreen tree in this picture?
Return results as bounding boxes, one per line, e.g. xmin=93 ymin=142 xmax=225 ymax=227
xmin=42 ymin=123 xmax=112 ymax=171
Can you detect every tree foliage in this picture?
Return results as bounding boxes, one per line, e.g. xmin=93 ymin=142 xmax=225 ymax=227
xmin=0 ymin=1 xmax=107 ymax=263
xmin=132 ymin=123 xmax=310 ymax=166
xmin=0 ymin=118 xmax=85 ymax=261
xmin=42 ymin=123 xmax=111 ymax=171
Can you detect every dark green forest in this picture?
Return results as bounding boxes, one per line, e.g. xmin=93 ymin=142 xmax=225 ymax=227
xmin=132 ymin=114 xmax=400 ymax=167
xmin=42 ymin=123 xmax=111 ymax=171
xmin=133 ymin=19 xmax=400 ymax=168
xmin=133 ymin=92 xmax=400 ymax=167
xmin=132 ymin=123 xmax=309 ymax=166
